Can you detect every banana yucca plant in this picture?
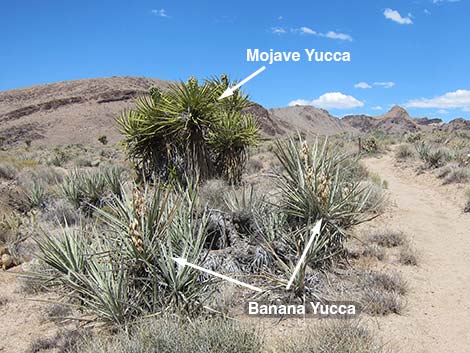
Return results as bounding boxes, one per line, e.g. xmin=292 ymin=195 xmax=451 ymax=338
xmin=270 ymin=136 xmax=383 ymax=294
xmin=33 ymin=184 xmax=213 ymax=326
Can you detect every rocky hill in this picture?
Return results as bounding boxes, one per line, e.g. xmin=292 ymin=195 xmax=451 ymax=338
xmin=343 ymin=106 xmax=421 ymax=133
xmin=268 ymin=105 xmax=357 ymax=136
xmin=0 ymin=77 xmax=170 ymax=146
xmin=440 ymin=118 xmax=470 ymax=132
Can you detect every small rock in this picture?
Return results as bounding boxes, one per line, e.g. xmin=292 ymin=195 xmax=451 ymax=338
xmin=0 ymin=246 xmax=9 ymax=256
xmin=1 ymin=254 xmax=13 ymax=270
xmin=91 ymin=159 xmax=101 ymax=167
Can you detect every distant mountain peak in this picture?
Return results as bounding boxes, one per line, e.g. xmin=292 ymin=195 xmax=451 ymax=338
xmin=384 ymin=105 xmax=410 ymax=119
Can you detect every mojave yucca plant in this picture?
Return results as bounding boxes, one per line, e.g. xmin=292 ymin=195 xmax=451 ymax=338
xmin=117 ymin=76 xmax=259 ymax=184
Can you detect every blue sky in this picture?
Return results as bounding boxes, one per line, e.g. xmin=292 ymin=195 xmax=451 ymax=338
xmin=1 ymin=0 xmax=469 ymax=121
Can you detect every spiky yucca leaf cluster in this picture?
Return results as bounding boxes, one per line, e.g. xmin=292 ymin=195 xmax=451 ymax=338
xmin=117 ymin=75 xmax=259 ymax=184
xmin=270 ymin=136 xmax=383 ymax=295
xmin=33 ymin=185 xmax=212 ymax=326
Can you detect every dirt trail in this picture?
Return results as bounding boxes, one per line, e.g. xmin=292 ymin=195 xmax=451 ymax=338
xmin=0 ymin=268 xmax=59 ymax=353
xmin=364 ymin=153 xmax=470 ymax=353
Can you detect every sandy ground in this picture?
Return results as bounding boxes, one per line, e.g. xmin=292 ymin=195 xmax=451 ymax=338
xmin=364 ymin=153 xmax=470 ymax=353
xmin=0 ymin=268 xmax=60 ymax=353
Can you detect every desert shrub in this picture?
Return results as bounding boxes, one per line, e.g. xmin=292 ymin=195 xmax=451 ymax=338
xmin=117 ymin=76 xmax=259 ymax=184
xmin=361 ymin=288 xmax=404 ymax=315
xmin=366 ymin=229 xmax=405 ymax=248
xmin=0 ymin=296 xmax=8 ymax=306
xmin=360 ymin=136 xmax=379 ymax=154
xmin=44 ymin=303 xmax=72 ymax=320
xmin=73 ymin=156 xmax=93 ymax=167
xmin=362 ymin=244 xmax=386 ymax=261
xmin=406 ymin=132 xmax=423 ymax=143
xmin=416 ymin=143 xmax=453 ymax=168
xmin=368 ymin=172 xmax=388 ymax=189
xmin=395 ymin=144 xmax=415 ymax=160
xmin=74 ymin=316 xmax=262 ymax=353
xmin=268 ymin=136 xmax=383 ymax=295
xmin=16 ymin=165 xmax=64 ymax=187
xmin=443 ymin=166 xmax=470 ymax=184
xmin=399 ymin=243 xmax=418 ymax=266
xmin=33 ymin=185 xmax=212 ymax=325
xmin=279 ymin=320 xmax=389 ymax=353
xmin=98 ymin=135 xmax=108 ymax=145
xmin=359 ymin=270 xmax=407 ymax=315
xmin=0 ymin=213 xmax=23 ymax=245
xmin=245 ymin=155 xmax=264 ymax=174
xmin=46 ymin=147 xmax=69 ymax=167
xmin=0 ymin=161 xmax=19 ymax=179
xmin=199 ymin=179 xmax=229 ymax=211
xmin=464 ymin=189 xmax=470 ymax=213
xmin=42 ymin=199 xmax=81 ymax=226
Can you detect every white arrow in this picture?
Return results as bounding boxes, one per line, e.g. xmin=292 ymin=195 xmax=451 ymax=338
xmin=218 ymin=66 xmax=266 ymax=100
xmin=286 ymin=219 xmax=323 ymax=290
xmin=172 ymin=257 xmax=264 ymax=293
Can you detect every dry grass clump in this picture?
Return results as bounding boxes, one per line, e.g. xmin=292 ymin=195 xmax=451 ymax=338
xmin=465 ymin=189 xmax=470 ymax=213
xmin=279 ymin=319 xmax=390 ymax=353
xmin=42 ymin=199 xmax=81 ymax=226
xmin=361 ymin=244 xmax=386 ymax=261
xmin=443 ymin=166 xmax=470 ymax=184
xmin=199 ymin=179 xmax=231 ymax=211
xmin=399 ymin=243 xmax=419 ymax=266
xmin=395 ymin=144 xmax=415 ymax=161
xmin=28 ymin=329 xmax=84 ymax=353
xmin=43 ymin=303 xmax=72 ymax=320
xmin=0 ymin=161 xmax=19 ymax=180
xmin=0 ymin=295 xmax=8 ymax=306
xmin=73 ymin=317 xmax=262 ymax=353
xmin=366 ymin=229 xmax=405 ymax=248
xmin=359 ymin=270 xmax=407 ymax=315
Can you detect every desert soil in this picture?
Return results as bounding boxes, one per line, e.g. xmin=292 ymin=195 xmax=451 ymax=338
xmin=0 ymin=267 xmax=64 ymax=353
xmin=364 ymin=153 xmax=470 ymax=353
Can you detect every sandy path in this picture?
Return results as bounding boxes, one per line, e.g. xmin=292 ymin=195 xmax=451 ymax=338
xmin=364 ymin=153 xmax=470 ymax=353
xmin=0 ymin=268 xmax=59 ymax=353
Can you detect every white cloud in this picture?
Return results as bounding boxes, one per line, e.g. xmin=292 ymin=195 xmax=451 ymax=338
xmin=278 ymin=16 xmax=284 ymax=20
xmin=374 ymin=81 xmax=395 ymax=88
xmin=371 ymin=106 xmax=383 ymax=110
xmin=383 ymin=8 xmax=413 ymax=24
xmin=289 ymin=92 xmax=364 ymax=109
xmin=354 ymin=82 xmax=372 ymax=89
xmin=151 ymin=9 xmax=168 ymax=17
xmin=271 ymin=27 xmax=286 ymax=34
xmin=437 ymin=109 xmax=449 ymax=114
xmin=433 ymin=0 xmax=460 ymax=3
xmin=424 ymin=9 xmax=431 ymax=15
xmin=324 ymin=31 xmax=353 ymax=41
xmin=291 ymin=27 xmax=352 ymax=41
xmin=299 ymin=26 xmax=317 ymax=35
xmin=405 ymin=89 xmax=470 ymax=110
